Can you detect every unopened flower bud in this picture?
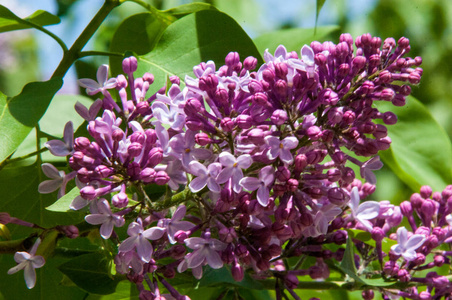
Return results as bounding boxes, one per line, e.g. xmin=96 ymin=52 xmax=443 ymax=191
xmin=122 ymin=56 xmax=137 ymax=74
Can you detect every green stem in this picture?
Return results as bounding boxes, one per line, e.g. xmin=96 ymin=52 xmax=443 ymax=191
xmin=52 ymin=0 xmax=121 ymax=79
xmin=20 ymin=20 xmax=68 ymax=52
xmin=78 ymin=50 xmax=124 ymax=58
xmin=4 ymin=147 xmax=47 ymax=165
xmin=0 ymin=239 xmax=27 ymax=254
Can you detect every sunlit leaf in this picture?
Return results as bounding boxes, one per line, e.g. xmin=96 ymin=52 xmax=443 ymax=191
xmin=376 ymin=96 xmax=452 ymax=192
xmin=253 ymin=25 xmax=339 ymax=55
xmin=0 ymin=78 xmax=63 ymax=163
xmin=0 ymin=5 xmax=60 ymax=33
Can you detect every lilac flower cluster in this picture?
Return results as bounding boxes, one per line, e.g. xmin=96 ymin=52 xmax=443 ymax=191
xmin=23 ymin=33 xmax=442 ymax=299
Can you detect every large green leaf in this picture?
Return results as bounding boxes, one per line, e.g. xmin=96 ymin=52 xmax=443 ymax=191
xmin=58 ymin=252 xmax=121 ymax=295
xmin=0 ymin=78 xmax=63 ymax=163
xmin=162 ymin=2 xmax=216 ymax=19
xmin=253 ymin=25 xmax=339 ymax=55
xmin=0 ymin=163 xmax=84 ymax=238
xmin=199 ymin=266 xmax=264 ymax=290
xmin=0 ymin=5 xmax=60 ymax=33
xmin=137 ymin=9 xmax=263 ymax=94
xmin=376 ymin=96 xmax=452 ymax=192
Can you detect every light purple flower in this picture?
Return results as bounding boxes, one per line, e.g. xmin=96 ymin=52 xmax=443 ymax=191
xmin=74 ymin=99 xmax=102 ymax=121
xmin=188 ymin=161 xmax=221 ymax=193
xmin=44 ymin=121 xmax=74 ymax=157
xmin=184 ymin=235 xmax=227 ymax=269
xmin=85 ymin=199 xmax=125 ymax=239
xmin=163 ymin=160 xmax=187 ymax=190
xmin=151 ymin=101 xmax=185 ymax=131
xmin=118 ymin=218 xmax=165 ymax=262
xmin=265 ymin=136 xmax=299 ymax=164
xmin=158 ymin=205 xmax=195 ymax=244
xmin=288 ymin=45 xmax=316 ymax=77
xmin=168 ymin=130 xmax=212 ymax=167
xmin=239 ymin=165 xmax=275 ymax=207
xmin=391 ymin=227 xmax=426 ymax=261
xmin=78 ymin=64 xmax=117 ymax=95
xmin=360 ymin=156 xmax=383 ymax=185
xmin=348 ymin=187 xmax=380 ymax=231
xmin=216 ymin=152 xmax=252 ymax=193
xmin=7 ymin=238 xmax=45 ymax=289
xmin=38 ymin=163 xmax=75 ymax=199
xmin=305 ymin=204 xmax=342 ymax=237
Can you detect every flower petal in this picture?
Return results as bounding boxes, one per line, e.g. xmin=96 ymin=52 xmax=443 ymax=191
xmin=356 ymin=201 xmax=380 ymax=220
xmin=38 ymin=179 xmax=63 ymax=194
xmin=45 ymin=140 xmax=71 ymax=156
xmin=24 ymin=264 xmax=37 ymax=289
xmin=142 ymin=227 xmax=166 ymax=240
xmin=405 ymin=234 xmax=426 ymax=251
xmin=205 ymin=249 xmax=223 ymax=269
xmin=189 ymin=176 xmax=207 ymax=193
xmin=239 ymin=177 xmax=260 ymax=191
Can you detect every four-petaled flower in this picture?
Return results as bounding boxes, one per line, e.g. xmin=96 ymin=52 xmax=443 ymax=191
xmin=216 ymin=152 xmax=252 ymax=193
xmin=118 ymin=218 xmax=165 ymax=262
xmin=78 ymin=64 xmax=117 ymax=95
xmin=265 ymin=136 xmax=299 ymax=164
xmin=188 ymin=161 xmax=222 ymax=193
xmin=183 ymin=235 xmax=227 ymax=269
xmin=239 ymin=165 xmax=275 ymax=207
xmin=391 ymin=226 xmax=426 ymax=261
xmin=38 ymin=163 xmax=75 ymax=199
xmin=348 ymin=187 xmax=380 ymax=231
xmin=44 ymin=121 xmax=74 ymax=157
xmin=158 ymin=205 xmax=195 ymax=244
xmin=85 ymin=198 xmax=125 ymax=239
xmin=7 ymin=238 xmax=45 ymax=289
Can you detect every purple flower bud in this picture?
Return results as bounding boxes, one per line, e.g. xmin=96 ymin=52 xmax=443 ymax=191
xmin=112 ymin=192 xmax=128 ymax=208
xmin=351 ymin=56 xmax=366 ymax=73
xmin=236 ymin=115 xmax=252 ymax=129
xmin=174 ymin=230 xmax=188 ymax=243
xmin=332 ymin=230 xmax=347 ymax=245
xmin=231 ymin=261 xmax=244 ymax=282
xmin=195 ymin=133 xmax=212 ymax=146
xmin=112 ymin=129 xmax=124 ymax=141
xmin=243 ymin=56 xmax=257 ymax=70
xmin=327 ymin=188 xmax=348 ymax=205
xmin=144 ymin=72 xmax=155 ymax=84
xmin=370 ymin=228 xmax=384 ymax=243
xmin=420 ymin=185 xmax=432 ymax=198
xmin=418 ymin=292 xmax=431 ymax=300
xmin=274 ymin=79 xmax=287 ymax=96
xmin=383 ymin=261 xmax=399 ymax=276
xmin=274 ymin=62 xmax=288 ymax=79
xmin=397 ymin=269 xmax=410 ymax=282
xmin=221 ymin=117 xmax=234 ymax=132
xmin=128 ymin=142 xmax=143 ymax=157
xmin=74 ymin=137 xmax=90 ymax=150
xmin=382 ymin=111 xmax=397 ymax=125
xmin=225 ymin=52 xmax=240 ymax=67
xmin=140 ymin=167 xmax=156 ymax=183
xmin=307 ymin=126 xmax=322 ymax=140
xmin=154 ymin=171 xmax=170 ymax=185
xmin=413 ymin=253 xmax=425 ymax=265
xmin=247 ymin=128 xmax=265 ymax=145
xmin=434 ymin=255 xmax=445 ymax=267
xmin=127 ymin=161 xmax=141 ymax=178
xmin=400 ymin=201 xmax=413 ymax=216
xmin=198 ymin=74 xmax=218 ymax=92
xmin=362 ymin=290 xmax=374 ymax=300
xmin=122 ymin=56 xmax=137 ymax=74
xmin=80 ymin=185 xmax=97 ymax=200
xmin=284 ymin=273 xmax=299 ymax=289
xmin=342 ymin=110 xmax=355 ymax=124
xmin=184 ymin=98 xmax=205 ymax=116
xmin=147 ymin=148 xmax=163 ymax=167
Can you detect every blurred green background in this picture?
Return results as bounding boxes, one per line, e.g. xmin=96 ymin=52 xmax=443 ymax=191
xmin=2 ymin=0 xmax=452 ymax=204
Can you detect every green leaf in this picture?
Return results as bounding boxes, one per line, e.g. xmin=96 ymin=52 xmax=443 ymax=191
xmin=376 ymin=96 xmax=452 ymax=192
xmin=0 ymin=78 xmax=63 ymax=163
xmin=163 ymin=2 xmax=217 ymax=18
xmin=109 ymin=12 xmax=172 ymax=77
xmin=199 ymin=266 xmax=264 ymax=290
xmin=58 ymin=252 xmax=121 ymax=295
xmin=85 ymin=280 xmax=139 ymax=300
xmin=253 ymin=25 xmax=339 ymax=55
xmin=347 ymin=229 xmax=397 ymax=254
xmin=46 ymin=187 xmax=81 ymax=213
xmin=0 ymin=5 xmax=60 ymax=33
xmin=138 ymin=9 xmax=263 ymax=94
xmin=315 ymin=0 xmax=327 ymax=29
xmin=0 ymin=163 xmax=84 ymax=238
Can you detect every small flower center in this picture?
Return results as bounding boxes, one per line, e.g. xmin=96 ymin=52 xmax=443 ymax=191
xmin=279 ymin=143 xmax=284 ymax=149
xmin=185 ymin=148 xmax=191 ymax=153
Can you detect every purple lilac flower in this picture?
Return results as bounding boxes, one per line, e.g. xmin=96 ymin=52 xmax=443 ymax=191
xmin=265 ymin=136 xmax=299 ymax=164
xmin=7 ymin=238 xmax=45 ymax=289
xmin=168 ymin=130 xmax=212 ymax=168
xmin=77 ymin=64 xmax=117 ymax=95
xmin=188 ymin=161 xmax=222 ymax=193
xmin=38 ymin=163 xmax=76 ymax=198
xmin=74 ymin=99 xmax=102 ymax=121
xmin=348 ymin=186 xmax=380 ymax=231
xmin=216 ymin=152 xmax=252 ymax=193
xmin=239 ymin=165 xmax=275 ymax=207
xmin=118 ymin=218 xmax=165 ymax=262
xmin=158 ymin=205 xmax=195 ymax=244
xmin=183 ymin=234 xmax=227 ymax=269
xmin=85 ymin=199 xmax=125 ymax=239
xmin=391 ymin=226 xmax=426 ymax=261
xmin=360 ymin=156 xmax=384 ymax=185
xmin=44 ymin=121 xmax=74 ymax=157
